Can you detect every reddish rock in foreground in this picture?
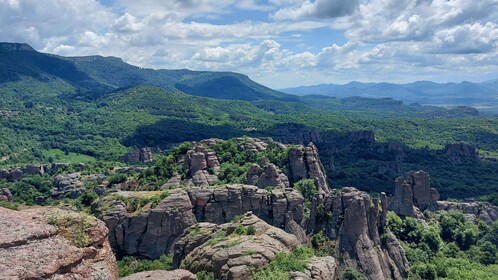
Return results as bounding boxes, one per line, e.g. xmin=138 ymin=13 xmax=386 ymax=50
xmin=0 ymin=207 xmax=118 ymax=280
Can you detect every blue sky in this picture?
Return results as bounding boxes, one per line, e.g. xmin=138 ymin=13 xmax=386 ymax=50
xmin=1 ymin=0 xmax=497 ymax=88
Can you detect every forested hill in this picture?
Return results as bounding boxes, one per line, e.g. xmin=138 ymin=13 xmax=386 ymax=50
xmin=0 ymin=42 xmax=295 ymax=101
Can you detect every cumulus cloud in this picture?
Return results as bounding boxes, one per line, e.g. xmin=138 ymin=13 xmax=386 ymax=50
xmin=272 ymin=0 xmax=359 ymax=20
xmin=0 ymin=0 xmax=497 ymax=87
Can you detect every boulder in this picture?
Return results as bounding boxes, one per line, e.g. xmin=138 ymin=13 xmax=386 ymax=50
xmin=173 ymin=213 xmax=299 ymax=280
xmin=0 ymin=207 xmax=118 ymax=280
xmin=0 ymin=188 xmax=13 ymax=202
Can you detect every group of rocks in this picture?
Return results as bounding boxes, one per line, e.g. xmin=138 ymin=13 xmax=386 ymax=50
xmin=1 ymin=137 xmax=496 ymax=280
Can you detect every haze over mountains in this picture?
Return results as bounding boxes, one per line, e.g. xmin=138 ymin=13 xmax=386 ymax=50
xmin=282 ymin=80 xmax=498 ymax=113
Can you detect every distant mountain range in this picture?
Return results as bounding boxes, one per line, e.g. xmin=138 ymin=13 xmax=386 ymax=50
xmin=0 ymin=42 xmax=295 ymax=102
xmin=281 ymin=80 xmax=498 ymax=113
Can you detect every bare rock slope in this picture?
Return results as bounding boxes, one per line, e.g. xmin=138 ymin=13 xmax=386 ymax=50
xmin=0 ymin=207 xmax=118 ymax=280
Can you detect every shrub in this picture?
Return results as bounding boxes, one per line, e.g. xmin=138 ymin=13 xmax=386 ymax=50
xmin=117 ymin=255 xmax=173 ymax=277
xmin=340 ymin=268 xmax=366 ymax=280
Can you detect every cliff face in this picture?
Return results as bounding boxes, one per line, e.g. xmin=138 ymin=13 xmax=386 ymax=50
xmin=0 ymin=207 xmax=118 ymax=280
xmin=98 ymin=191 xmax=197 ymax=259
xmin=308 ymin=188 xmax=408 ymax=280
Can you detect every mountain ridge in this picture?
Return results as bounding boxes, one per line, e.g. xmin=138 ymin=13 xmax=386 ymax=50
xmin=0 ymin=42 xmax=296 ymax=102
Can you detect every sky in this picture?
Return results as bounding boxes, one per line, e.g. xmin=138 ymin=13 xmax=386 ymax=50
xmin=1 ymin=0 xmax=498 ymax=88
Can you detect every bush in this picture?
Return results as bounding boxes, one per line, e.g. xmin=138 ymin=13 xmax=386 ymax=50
xmin=340 ymin=268 xmax=366 ymax=280
xmin=117 ymin=255 xmax=173 ymax=277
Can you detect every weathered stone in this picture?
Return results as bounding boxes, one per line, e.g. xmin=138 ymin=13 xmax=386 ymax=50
xmin=123 ymin=148 xmax=153 ymax=163
xmin=0 ymin=188 xmax=13 ymax=202
xmin=388 ymin=170 xmax=437 ymax=217
xmin=120 ymin=269 xmax=196 ymax=280
xmin=7 ymin=169 xmax=23 ymax=182
xmin=288 ymin=143 xmax=330 ymax=194
xmin=437 ymin=201 xmax=498 ymax=224
xmin=96 ymin=191 xmax=197 ymax=259
xmin=445 ymin=143 xmax=478 ymax=162
xmin=174 ymin=213 xmax=299 ymax=280
xmin=0 ymin=207 xmax=118 ymax=280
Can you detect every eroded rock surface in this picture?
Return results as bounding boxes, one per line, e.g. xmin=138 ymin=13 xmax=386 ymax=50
xmin=173 ymin=213 xmax=299 ymax=280
xmin=120 ymin=269 xmax=196 ymax=280
xmin=97 ymin=190 xmax=196 ymax=259
xmin=388 ymin=171 xmax=438 ymax=217
xmin=123 ymin=148 xmax=153 ymax=163
xmin=308 ymin=188 xmax=408 ymax=280
xmin=437 ymin=201 xmax=498 ymax=223
xmin=0 ymin=207 xmax=118 ymax=280
xmin=0 ymin=188 xmax=12 ymax=201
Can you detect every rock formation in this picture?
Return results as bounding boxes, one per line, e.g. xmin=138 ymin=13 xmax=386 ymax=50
xmin=437 ymin=201 xmax=498 ymax=223
xmin=289 ymin=256 xmax=337 ymax=280
xmin=348 ymin=131 xmax=375 ymax=143
xmin=96 ymin=191 xmax=196 ymax=259
xmin=182 ymin=144 xmax=220 ymax=186
xmin=445 ymin=143 xmax=478 ymax=162
xmin=288 ymin=143 xmax=330 ymax=194
xmin=0 ymin=188 xmax=13 ymax=201
xmin=121 ymin=270 xmax=196 ymax=280
xmin=123 ymin=148 xmax=153 ymax=163
xmin=388 ymin=171 xmax=439 ymax=217
xmin=0 ymin=207 xmax=118 ymax=280
xmin=173 ymin=213 xmax=300 ymax=280
xmin=188 ymin=184 xmax=305 ymax=230
xmin=307 ymin=188 xmax=408 ymax=280
xmin=246 ymin=160 xmax=290 ymax=189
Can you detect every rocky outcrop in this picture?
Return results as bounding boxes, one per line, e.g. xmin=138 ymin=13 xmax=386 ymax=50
xmin=0 ymin=188 xmax=13 ymax=201
xmin=445 ymin=144 xmax=478 ymax=162
xmin=187 ymin=184 xmax=304 ymax=230
xmin=182 ymin=145 xmax=220 ymax=186
xmin=289 ymin=256 xmax=337 ymax=280
xmin=288 ymin=143 xmax=330 ymax=194
xmin=123 ymin=148 xmax=153 ymax=163
xmin=121 ymin=270 xmax=196 ymax=280
xmin=388 ymin=171 xmax=439 ymax=217
xmin=173 ymin=213 xmax=299 ymax=280
xmin=97 ymin=191 xmax=197 ymax=259
xmin=437 ymin=201 xmax=498 ymax=223
xmin=308 ymin=188 xmax=408 ymax=280
xmin=0 ymin=207 xmax=118 ymax=280
xmin=246 ymin=160 xmax=290 ymax=189
xmin=348 ymin=131 xmax=375 ymax=143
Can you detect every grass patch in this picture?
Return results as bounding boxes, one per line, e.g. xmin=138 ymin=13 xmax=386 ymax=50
xmin=42 ymin=149 xmax=96 ymax=164
xmin=46 ymin=211 xmax=93 ymax=248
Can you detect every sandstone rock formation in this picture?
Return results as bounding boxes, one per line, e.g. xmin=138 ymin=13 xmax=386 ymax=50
xmin=173 ymin=213 xmax=299 ymax=280
xmin=188 ymin=184 xmax=304 ymax=230
xmin=0 ymin=207 xmax=118 ymax=280
xmin=121 ymin=270 xmax=196 ymax=280
xmin=97 ymin=190 xmax=196 ymax=259
xmin=348 ymin=131 xmax=375 ymax=143
xmin=182 ymin=144 xmax=220 ymax=186
xmin=388 ymin=171 xmax=439 ymax=217
xmin=445 ymin=143 xmax=478 ymax=162
xmin=123 ymin=148 xmax=153 ymax=163
xmin=308 ymin=188 xmax=408 ymax=280
xmin=246 ymin=160 xmax=290 ymax=189
xmin=288 ymin=143 xmax=330 ymax=194
xmin=289 ymin=256 xmax=337 ymax=280
xmin=437 ymin=201 xmax=498 ymax=223
xmin=0 ymin=188 xmax=13 ymax=201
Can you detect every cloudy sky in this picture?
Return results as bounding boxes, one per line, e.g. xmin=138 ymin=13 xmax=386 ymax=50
xmin=1 ymin=0 xmax=498 ymax=88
